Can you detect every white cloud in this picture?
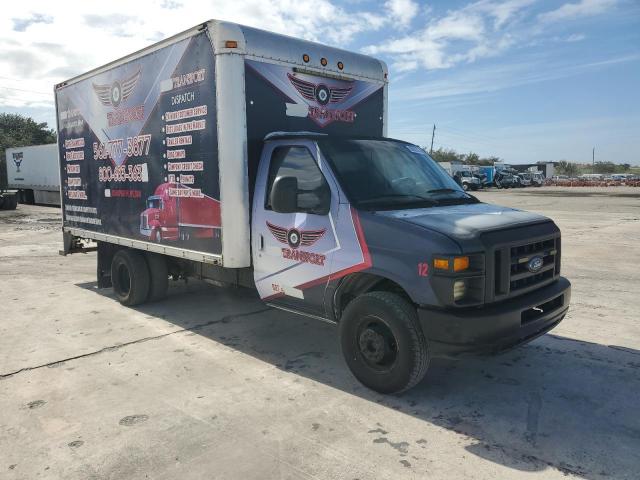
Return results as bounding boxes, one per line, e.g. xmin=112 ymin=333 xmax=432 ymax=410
xmin=474 ymin=0 xmax=536 ymax=28
xmin=390 ymin=53 xmax=640 ymax=102
xmin=385 ymin=0 xmax=419 ymax=27
xmin=364 ymin=0 xmax=620 ymax=74
xmin=364 ymin=1 xmax=533 ymax=72
xmin=566 ymin=33 xmax=587 ymax=42
xmin=538 ymin=0 xmax=617 ymax=24
xmin=0 ymin=0 xmax=387 ymax=112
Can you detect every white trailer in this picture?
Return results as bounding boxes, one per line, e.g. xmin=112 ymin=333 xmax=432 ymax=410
xmin=5 ymin=144 xmax=60 ymax=205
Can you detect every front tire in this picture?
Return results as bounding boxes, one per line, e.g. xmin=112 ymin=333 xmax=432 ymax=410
xmin=111 ymin=249 xmax=150 ymax=306
xmin=340 ymin=291 xmax=429 ymax=394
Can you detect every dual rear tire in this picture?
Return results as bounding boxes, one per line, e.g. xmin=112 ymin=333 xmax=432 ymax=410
xmin=111 ymin=249 xmax=168 ymax=306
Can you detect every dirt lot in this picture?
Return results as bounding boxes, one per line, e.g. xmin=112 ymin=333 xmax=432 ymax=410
xmin=1 ymin=187 xmax=639 ymax=480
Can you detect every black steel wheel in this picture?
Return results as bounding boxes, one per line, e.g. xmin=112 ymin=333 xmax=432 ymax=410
xmin=340 ymin=291 xmax=429 ymax=394
xmin=111 ymin=249 xmax=150 ymax=306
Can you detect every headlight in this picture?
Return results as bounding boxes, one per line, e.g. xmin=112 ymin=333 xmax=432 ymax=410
xmin=431 ymin=253 xmax=485 ymax=306
xmin=453 ymin=280 xmax=466 ymax=301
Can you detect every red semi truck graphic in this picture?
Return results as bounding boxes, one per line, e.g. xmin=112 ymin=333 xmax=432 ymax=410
xmin=139 ymin=183 xmax=221 ymax=242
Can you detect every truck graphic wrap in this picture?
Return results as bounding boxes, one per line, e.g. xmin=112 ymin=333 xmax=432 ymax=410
xmin=244 ymin=59 xmax=385 ymax=195
xmin=245 ymin=59 xmax=384 ymax=131
xmin=56 ymin=32 xmax=221 ymax=254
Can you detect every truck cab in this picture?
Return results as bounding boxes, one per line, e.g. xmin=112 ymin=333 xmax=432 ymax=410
xmin=453 ymin=170 xmax=482 ymax=191
xmin=532 ymin=172 xmax=545 ymax=187
xmin=251 ymin=133 xmax=570 ymax=392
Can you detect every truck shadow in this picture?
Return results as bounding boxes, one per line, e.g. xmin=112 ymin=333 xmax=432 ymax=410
xmin=79 ymin=280 xmax=640 ymax=479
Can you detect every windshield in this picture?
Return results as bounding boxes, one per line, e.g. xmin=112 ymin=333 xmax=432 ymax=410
xmin=318 ymin=139 xmax=474 ymax=210
xmin=147 ymin=198 xmax=162 ymax=209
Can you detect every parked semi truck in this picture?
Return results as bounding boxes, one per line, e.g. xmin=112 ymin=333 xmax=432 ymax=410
xmin=56 ymin=20 xmax=571 ymax=393
xmin=5 ymin=144 xmax=61 ymax=205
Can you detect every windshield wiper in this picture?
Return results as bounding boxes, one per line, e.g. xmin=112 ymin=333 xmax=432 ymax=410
xmin=358 ymin=194 xmax=438 ymax=209
xmin=360 ymin=194 xmax=437 ymax=204
xmin=423 ymin=188 xmax=481 ymax=205
xmin=426 ymin=188 xmax=461 ymax=194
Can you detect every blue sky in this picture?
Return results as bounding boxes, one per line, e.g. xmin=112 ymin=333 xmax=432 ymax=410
xmin=1 ymin=0 xmax=639 ymax=164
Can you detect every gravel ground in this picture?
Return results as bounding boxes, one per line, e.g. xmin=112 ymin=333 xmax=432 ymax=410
xmin=1 ymin=186 xmax=639 ymax=480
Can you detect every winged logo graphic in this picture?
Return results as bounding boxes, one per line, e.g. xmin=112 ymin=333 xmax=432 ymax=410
xmin=287 ymin=73 xmax=352 ymax=106
xmin=267 ymin=221 xmax=326 ymax=249
xmin=12 ymin=152 xmax=23 ymax=172
xmin=92 ymin=68 xmax=141 ymax=108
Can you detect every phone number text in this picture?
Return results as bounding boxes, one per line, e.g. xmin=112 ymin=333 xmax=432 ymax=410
xmin=93 ymin=134 xmax=152 ymax=161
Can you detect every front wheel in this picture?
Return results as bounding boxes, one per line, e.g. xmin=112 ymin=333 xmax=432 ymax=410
xmin=340 ymin=291 xmax=429 ymax=394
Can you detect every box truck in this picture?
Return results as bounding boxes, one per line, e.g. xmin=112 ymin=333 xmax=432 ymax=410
xmin=5 ymin=144 xmax=61 ymax=205
xmin=56 ymin=20 xmax=571 ymax=393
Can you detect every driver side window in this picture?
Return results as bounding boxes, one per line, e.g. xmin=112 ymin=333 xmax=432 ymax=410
xmin=265 ymin=146 xmax=330 ymax=212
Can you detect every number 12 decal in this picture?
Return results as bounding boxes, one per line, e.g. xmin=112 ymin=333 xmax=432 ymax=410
xmin=418 ymin=262 xmax=429 ymax=277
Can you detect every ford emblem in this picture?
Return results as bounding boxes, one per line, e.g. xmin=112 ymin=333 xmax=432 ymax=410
xmin=527 ymin=255 xmax=544 ymax=273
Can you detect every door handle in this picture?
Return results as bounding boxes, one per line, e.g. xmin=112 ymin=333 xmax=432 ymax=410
xmin=259 ymin=234 xmax=264 ymax=250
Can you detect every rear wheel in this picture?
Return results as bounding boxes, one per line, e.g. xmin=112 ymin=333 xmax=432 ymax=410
xmin=111 ymin=249 xmax=150 ymax=306
xmin=340 ymin=291 xmax=429 ymax=394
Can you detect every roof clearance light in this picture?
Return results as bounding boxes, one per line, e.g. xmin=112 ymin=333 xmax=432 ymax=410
xmin=337 ymin=61 xmax=344 ymax=70
xmin=225 ymin=40 xmax=238 ymax=48
xmin=321 ymin=57 xmax=328 ymax=66
xmin=303 ymin=54 xmax=310 ymax=63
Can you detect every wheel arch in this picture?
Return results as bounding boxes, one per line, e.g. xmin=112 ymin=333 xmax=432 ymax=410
xmin=332 ymin=272 xmax=414 ymax=322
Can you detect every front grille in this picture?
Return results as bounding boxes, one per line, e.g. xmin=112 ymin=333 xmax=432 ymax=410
xmin=490 ymin=234 xmax=560 ymax=301
xmin=141 ymin=215 xmax=149 ymax=230
xmin=509 ymin=238 xmax=557 ymax=293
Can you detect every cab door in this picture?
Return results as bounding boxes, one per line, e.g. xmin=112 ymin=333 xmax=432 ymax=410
xmin=252 ymin=140 xmax=339 ymax=316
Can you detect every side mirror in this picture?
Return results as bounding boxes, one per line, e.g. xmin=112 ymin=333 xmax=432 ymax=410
xmin=270 ymin=176 xmax=298 ymax=213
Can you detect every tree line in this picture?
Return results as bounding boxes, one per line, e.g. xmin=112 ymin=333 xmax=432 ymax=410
xmin=555 ymin=160 xmax=633 ymax=176
xmin=426 ymin=147 xmax=500 ymax=166
xmin=426 ymin=146 xmax=634 ymax=176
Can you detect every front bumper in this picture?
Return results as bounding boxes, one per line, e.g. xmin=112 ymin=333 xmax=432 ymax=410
xmin=418 ymin=277 xmax=571 ymax=357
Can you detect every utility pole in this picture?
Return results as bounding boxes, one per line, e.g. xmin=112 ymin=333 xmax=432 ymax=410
xmin=430 ymin=124 xmax=436 ymax=154
xmin=592 ymin=147 xmax=595 ymax=173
